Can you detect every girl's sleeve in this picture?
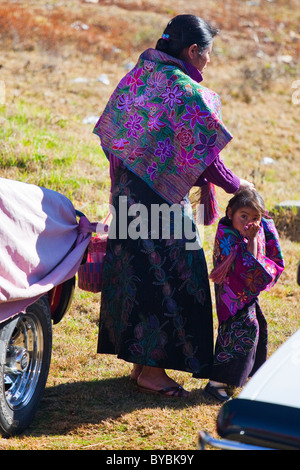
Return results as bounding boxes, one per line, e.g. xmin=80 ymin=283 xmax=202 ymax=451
xmin=258 ymin=217 xmax=285 ymax=287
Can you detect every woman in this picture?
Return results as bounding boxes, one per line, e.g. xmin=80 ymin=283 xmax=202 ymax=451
xmin=93 ymin=15 xmax=254 ymax=397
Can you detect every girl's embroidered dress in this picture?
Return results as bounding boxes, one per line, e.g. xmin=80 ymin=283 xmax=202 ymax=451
xmin=93 ymin=48 xmax=234 ymax=377
xmin=209 ymin=217 xmax=284 ymax=386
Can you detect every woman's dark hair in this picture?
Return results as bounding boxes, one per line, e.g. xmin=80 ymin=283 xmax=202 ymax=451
xmin=225 ymin=189 xmax=266 ymax=222
xmin=156 ymin=15 xmax=219 ymax=59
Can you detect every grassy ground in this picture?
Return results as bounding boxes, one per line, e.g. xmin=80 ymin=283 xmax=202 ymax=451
xmin=0 ymin=0 xmax=299 ymax=450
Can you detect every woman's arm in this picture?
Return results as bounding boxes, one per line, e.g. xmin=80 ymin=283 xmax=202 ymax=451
xmin=195 ymin=155 xmax=254 ymax=193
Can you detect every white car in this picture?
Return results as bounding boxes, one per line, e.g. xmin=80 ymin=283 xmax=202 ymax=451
xmin=199 ymin=328 xmax=300 ymax=450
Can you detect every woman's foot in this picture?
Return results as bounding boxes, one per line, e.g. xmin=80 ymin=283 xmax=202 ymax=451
xmin=136 ymin=367 xmax=190 ymax=398
xmin=130 ymin=364 xmax=143 ymax=382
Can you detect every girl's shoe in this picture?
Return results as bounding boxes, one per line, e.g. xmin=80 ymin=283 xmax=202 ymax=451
xmin=204 ymin=383 xmax=230 ymax=403
xmin=226 ymin=384 xmax=237 ymax=397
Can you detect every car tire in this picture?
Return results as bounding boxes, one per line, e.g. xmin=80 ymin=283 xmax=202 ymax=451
xmin=0 ymin=296 xmax=52 ymax=437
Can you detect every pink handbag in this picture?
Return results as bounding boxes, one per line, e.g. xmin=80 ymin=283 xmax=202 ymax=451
xmin=78 ymin=214 xmax=110 ymax=293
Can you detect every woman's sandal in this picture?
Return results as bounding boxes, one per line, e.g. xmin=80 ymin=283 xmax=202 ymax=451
xmin=204 ymin=383 xmax=230 ymax=403
xmin=137 ymin=384 xmax=190 ymax=398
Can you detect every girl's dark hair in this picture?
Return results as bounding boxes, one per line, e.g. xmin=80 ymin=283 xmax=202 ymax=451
xmin=156 ymin=15 xmax=219 ymax=59
xmin=225 ymin=189 xmax=266 ymax=222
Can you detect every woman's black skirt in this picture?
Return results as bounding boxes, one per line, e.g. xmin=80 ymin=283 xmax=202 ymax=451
xmin=97 ymin=166 xmax=214 ymax=378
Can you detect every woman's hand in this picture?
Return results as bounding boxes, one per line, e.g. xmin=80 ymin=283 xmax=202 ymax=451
xmin=238 ymin=178 xmax=255 ymax=192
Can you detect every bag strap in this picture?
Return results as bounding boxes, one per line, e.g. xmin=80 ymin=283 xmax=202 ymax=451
xmin=102 ymin=212 xmax=112 ymax=226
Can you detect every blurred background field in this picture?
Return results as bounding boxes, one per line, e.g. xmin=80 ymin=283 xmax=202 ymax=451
xmin=0 ymin=0 xmax=299 ymax=450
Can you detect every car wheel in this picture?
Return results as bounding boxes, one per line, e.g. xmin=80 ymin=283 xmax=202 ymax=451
xmin=0 ymin=296 xmax=52 ymax=437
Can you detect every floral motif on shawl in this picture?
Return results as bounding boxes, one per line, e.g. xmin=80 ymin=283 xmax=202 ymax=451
xmin=93 ymin=48 xmax=233 ymax=205
xmin=210 ymin=217 xmax=285 ymax=324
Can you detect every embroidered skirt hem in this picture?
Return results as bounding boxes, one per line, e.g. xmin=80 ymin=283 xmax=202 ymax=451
xmin=209 ymin=300 xmax=268 ymax=387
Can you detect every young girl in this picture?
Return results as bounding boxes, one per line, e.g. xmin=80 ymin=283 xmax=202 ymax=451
xmin=205 ymin=189 xmax=285 ymax=402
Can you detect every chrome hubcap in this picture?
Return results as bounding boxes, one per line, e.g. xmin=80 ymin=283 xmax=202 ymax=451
xmin=4 ymin=314 xmax=44 ymax=409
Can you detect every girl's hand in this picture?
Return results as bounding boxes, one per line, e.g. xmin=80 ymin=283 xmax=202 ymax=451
xmin=244 ymin=222 xmax=260 ymax=257
xmin=243 ymin=221 xmax=260 ymax=240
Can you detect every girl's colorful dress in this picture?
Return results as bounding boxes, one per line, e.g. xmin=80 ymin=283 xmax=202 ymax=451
xmin=209 ymin=216 xmax=285 ymax=386
xmin=93 ymin=48 xmax=235 ymax=377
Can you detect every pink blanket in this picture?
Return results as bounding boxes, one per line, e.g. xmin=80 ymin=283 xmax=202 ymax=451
xmin=0 ymin=178 xmax=97 ymax=323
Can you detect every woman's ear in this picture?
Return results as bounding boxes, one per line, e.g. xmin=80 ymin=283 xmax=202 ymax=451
xmin=187 ymin=43 xmax=199 ymax=59
xmin=181 ymin=43 xmax=198 ymax=62
xmin=227 ymin=207 xmax=232 ymax=220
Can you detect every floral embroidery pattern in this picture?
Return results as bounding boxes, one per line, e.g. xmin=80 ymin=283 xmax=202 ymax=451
xmin=126 ymin=68 xmax=144 ymax=95
xmin=176 ymin=128 xmax=195 ymax=147
xmin=212 ymin=218 xmax=284 ymax=324
xmin=176 ymin=148 xmax=198 ymax=173
xmin=116 ymin=93 xmax=134 ymax=112
xmin=112 ymin=138 xmax=129 ymax=151
xmin=94 ymin=48 xmax=233 ymax=204
xmin=242 ymin=270 xmax=266 ymax=294
xmin=124 ymin=112 xmax=144 ymax=139
xmin=147 ymin=71 xmax=167 ymax=90
xmin=206 ymin=114 xmax=220 ymax=130
xmin=154 ymin=137 xmax=174 ymax=163
xmin=99 ymin=168 xmax=213 ymax=375
xmin=147 ymin=110 xmax=167 ymax=132
xmin=143 ymin=60 xmax=155 ymax=73
xmin=215 ymin=315 xmax=258 ymax=363
xmin=213 ymin=303 xmax=267 ymax=366
xmin=182 ymin=102 xmax=209 ymax=128
xmin=194 ymin=132 xmax=217 ymax=155
xmin=160 ymin=84 xmax=184 ymax=108
xmin=147 ymin=161 xmax=158 ymax=181
xmin=219 ymin=235 xmax=233 ymax=256
xmin=126 ymin=146 xmax=146 ymax=165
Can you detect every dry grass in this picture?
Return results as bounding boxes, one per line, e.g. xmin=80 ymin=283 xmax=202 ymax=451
xmin=0 ymin=0 xmax=299 ymax=450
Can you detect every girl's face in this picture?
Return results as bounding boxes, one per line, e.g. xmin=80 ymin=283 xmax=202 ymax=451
xmin=228 ymin=206 xmax=262 ymax=237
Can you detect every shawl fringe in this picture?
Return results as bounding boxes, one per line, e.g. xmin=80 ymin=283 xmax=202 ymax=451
xmin=200 ymin=182 xmax=219 ymax=226
xmin=209 ymin=247 xmax=237 ymax=284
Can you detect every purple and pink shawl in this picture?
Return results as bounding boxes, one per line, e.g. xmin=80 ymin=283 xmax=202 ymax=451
xmin=93 ymin=48 xmax=233 ymax=221
xmin=209 ymin=217 xmax=285 ymax=323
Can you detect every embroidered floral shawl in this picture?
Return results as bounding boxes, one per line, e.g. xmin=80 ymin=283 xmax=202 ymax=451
xmin=210 ymin=217 xmax=285 ymax=324
xmin=93 ymin=48 xmax=233 ymax=205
